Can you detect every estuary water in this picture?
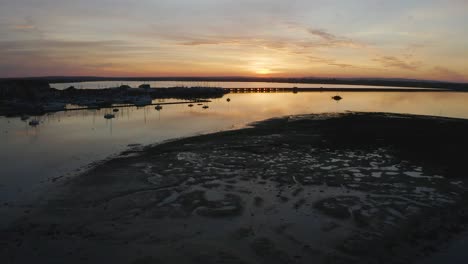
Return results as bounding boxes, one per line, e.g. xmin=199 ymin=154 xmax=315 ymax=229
xmin=1 ymin=89 xmax=468 ymax=205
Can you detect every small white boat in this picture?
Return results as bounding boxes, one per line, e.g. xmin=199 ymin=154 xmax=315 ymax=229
xmin=104 ymin=114 xmax=115 ymax=119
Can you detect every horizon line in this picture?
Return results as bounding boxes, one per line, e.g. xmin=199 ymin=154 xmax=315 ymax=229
xmin=1 ymin=75 xmax=467 ymax=85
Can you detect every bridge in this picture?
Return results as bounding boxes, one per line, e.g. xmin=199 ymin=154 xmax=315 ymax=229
xmin=226 ymin=87 xmax=298 ymax=93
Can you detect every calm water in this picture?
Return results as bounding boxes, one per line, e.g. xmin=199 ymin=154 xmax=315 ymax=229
xmin=51 ymin=81 xmax=423 ymax=90
xmin=1 ymin=91 xmax=468 ymax=204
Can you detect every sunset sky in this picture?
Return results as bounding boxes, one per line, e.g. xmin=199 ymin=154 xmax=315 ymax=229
xmin=0 ymin=0 xmax=467 ymax=81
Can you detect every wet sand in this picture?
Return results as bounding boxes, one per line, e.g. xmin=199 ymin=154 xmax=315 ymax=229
xmin=2 ymin=112 xmax=468 ymax=264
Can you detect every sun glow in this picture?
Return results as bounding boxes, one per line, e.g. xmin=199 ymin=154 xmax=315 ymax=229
xmin=255 ymin=68 xmax=273 ymax=75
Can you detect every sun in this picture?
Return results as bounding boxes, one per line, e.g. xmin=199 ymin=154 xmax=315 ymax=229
xmin=255 ymin=68 xmax=272 ymax=75
xmin=249 ymin=57 xmax=278 ymax=75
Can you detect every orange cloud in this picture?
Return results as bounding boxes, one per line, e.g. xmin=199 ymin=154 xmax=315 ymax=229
xmin=373 ymin=56 xmax=421 ymax=71
xmin=432 ymin=66 xmax=466 ymax=82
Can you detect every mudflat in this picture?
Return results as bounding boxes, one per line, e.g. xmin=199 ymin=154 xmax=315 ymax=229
xmin=2 ymin=112 xmax=468 ymax=264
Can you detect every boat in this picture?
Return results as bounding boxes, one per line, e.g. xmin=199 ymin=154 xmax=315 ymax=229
xmin=113 ymin=109 xmax=119 ymax=112
xmin=20 ymin=115 xmax=30 ymax=121
xmin=332 ymin=95 xmax=343 ymax=101
xmin=188 ymin=104 xmax=194 ymax=107
xmin=197 ymin=103 xmax=203 ymax=106
xmin=29 ymin=120 xmax=39 ymax=126
xmin=155 ymin=105 xmax=163 ymax=111
xmin=104 ymin=113 xmax=115 ymax=119
xmin=202 ymin=105 xmax=209 ymax=109
xmin=226 ymin=98 xmax=231 ymax=102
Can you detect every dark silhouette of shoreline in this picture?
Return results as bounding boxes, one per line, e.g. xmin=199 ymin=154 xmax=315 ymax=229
xmin=0 ymin=80 xmax=226 ymax=116
xmin=2 ymin=76 xmax=468 ymax=90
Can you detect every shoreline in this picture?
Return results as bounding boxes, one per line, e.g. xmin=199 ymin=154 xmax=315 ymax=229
xmin=0 ymin=79 xmax=226 ymax=116
xmin=2 ymin=78 xmax=466 ymax=117
xmin=2 ymin=87 xmax=459 ymax=118
xmin=7 ymin=76 xmax=468 ymax=90
xmin=2 ymin=112 xmax=468 ymax=263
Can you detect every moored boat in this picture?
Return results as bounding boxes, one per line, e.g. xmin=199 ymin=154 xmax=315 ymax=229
xmin=29 ymin=120 xmax=39 ymax=126
xmin=104 ymin=113 xmax=115 ymax=119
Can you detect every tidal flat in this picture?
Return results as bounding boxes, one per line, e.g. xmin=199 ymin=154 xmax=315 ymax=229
xmin=2 ymin=112 xmax=468 ymax=264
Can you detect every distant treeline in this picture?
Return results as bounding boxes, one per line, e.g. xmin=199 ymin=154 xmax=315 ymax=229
xmin=2 ymin=76 xmax=468 ymax=90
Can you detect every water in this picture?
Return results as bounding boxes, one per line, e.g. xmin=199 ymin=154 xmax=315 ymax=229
xmin=51 ymin=81 xmax=424 ymax=90
xmin=1 ymin=91 xmax=468 ymax=204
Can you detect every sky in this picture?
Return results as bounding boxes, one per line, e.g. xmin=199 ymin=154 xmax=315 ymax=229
xmin=0 ymin=0 xmax=467 ymax=81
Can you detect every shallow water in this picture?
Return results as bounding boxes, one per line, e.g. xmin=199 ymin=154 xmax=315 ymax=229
xmin=1 ymin=91 xmax=468 ymax=203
